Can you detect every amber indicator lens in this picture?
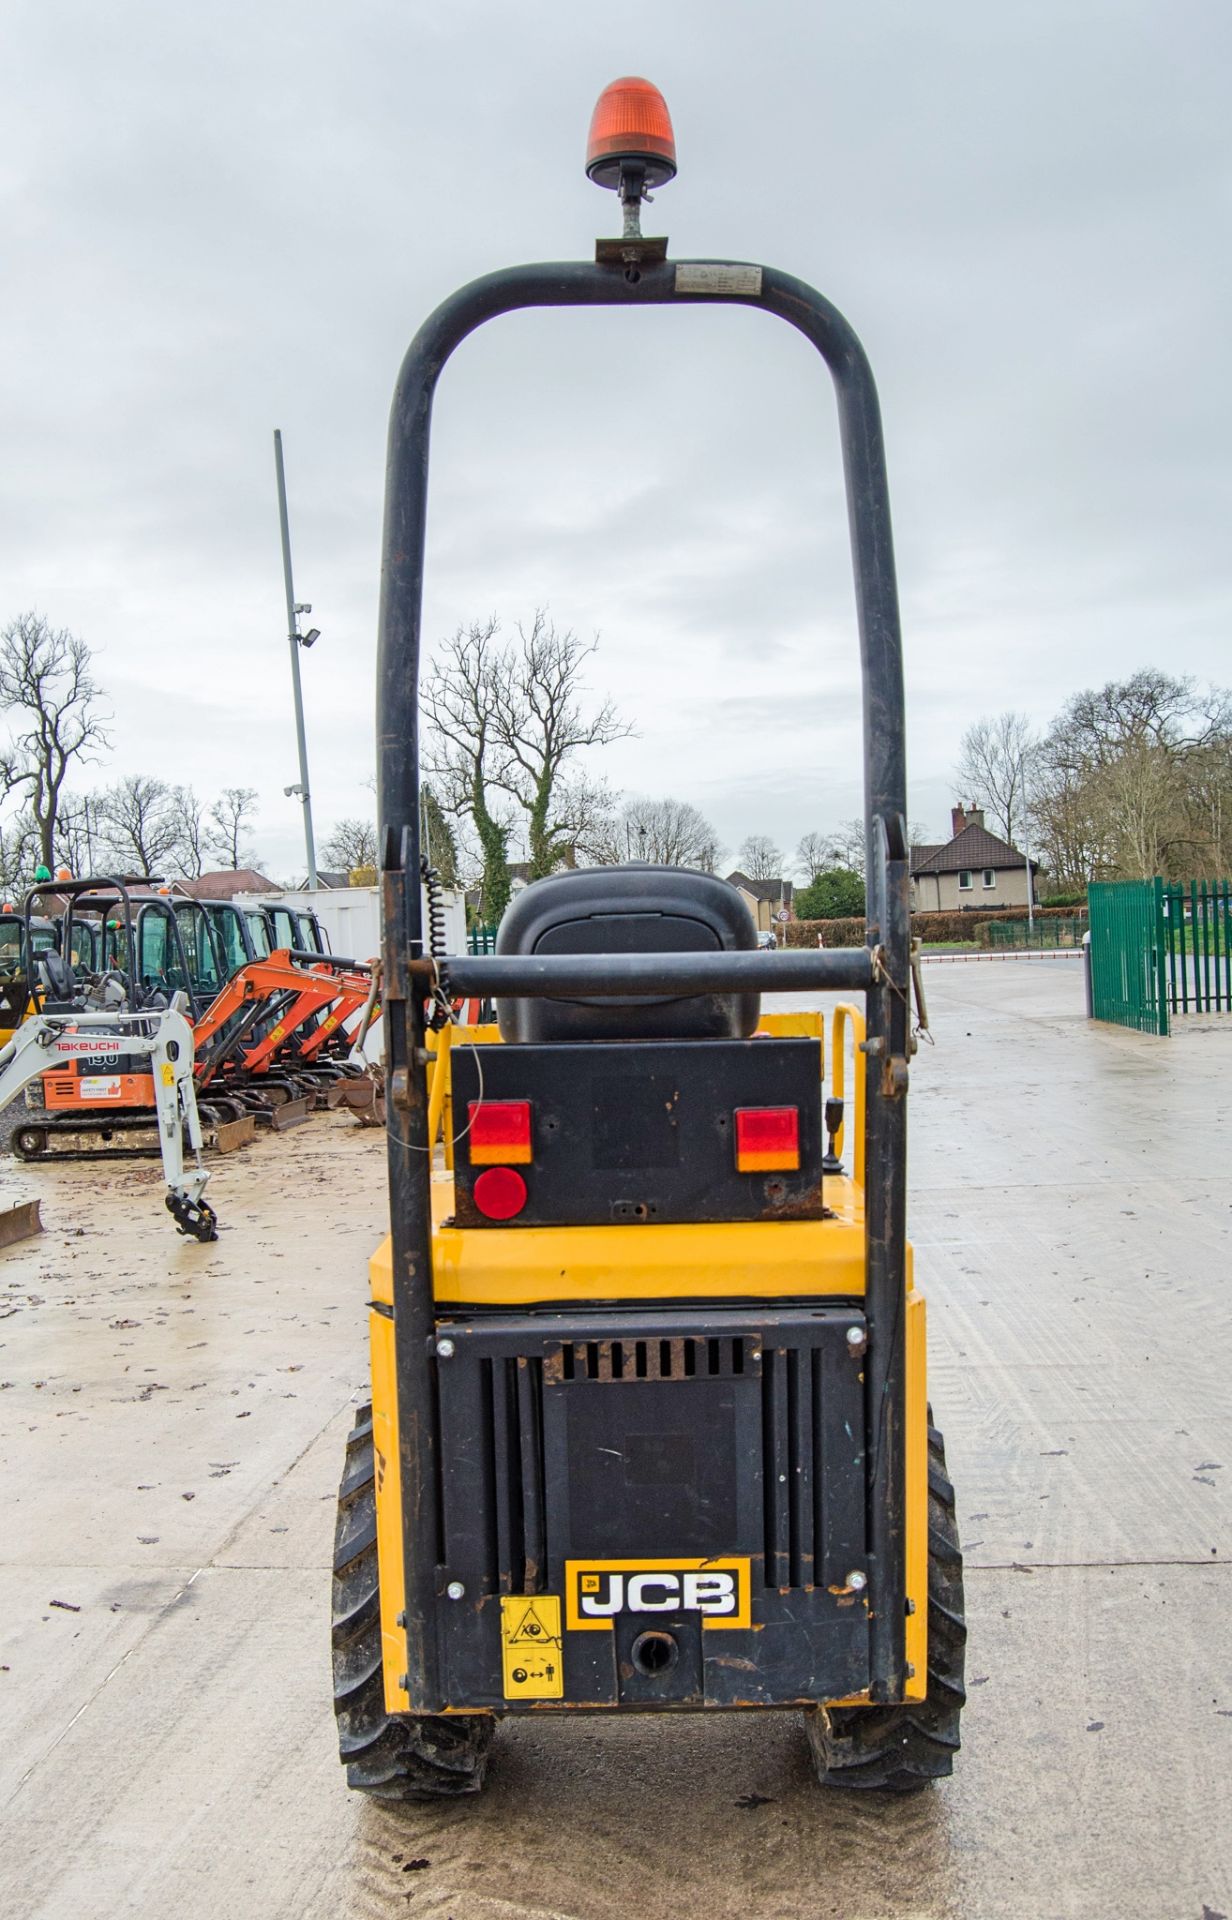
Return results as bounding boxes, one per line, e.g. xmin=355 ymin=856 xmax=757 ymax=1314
xmin=469 ymin=1099 xmax=532 ymax=1165
xmin=472 ymin=1166 xmax=528 ymax=1220
xmin=734 ymin=1106 xmax=800 ymax=1173
xmin=586 ymin=76 xmax=677 ymax=188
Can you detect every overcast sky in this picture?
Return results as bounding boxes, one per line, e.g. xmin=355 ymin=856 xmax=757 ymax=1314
xmin=3 ymin=1 xmax=1229 ymax=880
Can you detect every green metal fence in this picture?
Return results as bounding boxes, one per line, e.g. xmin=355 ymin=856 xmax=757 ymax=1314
xmin=1088 ymin=880 xmax=1168 ymax=1035
xmin=467 ymin=924 xmax=498 ymax=955
xmin=1161 ymin=879 xmax=1232 ymax=1015
xmin=985 ymin=916 xmax=1086 ymax=950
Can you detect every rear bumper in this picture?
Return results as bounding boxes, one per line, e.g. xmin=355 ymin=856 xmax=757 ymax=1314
xmin=415 ymin=1305 xmax=875 ymax=1712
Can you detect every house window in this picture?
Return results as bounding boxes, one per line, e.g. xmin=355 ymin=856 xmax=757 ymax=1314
xmin=958 ymin=869 xmax=972 ymax=891
xmin=982 ymin=868 xmax=996 ymax=889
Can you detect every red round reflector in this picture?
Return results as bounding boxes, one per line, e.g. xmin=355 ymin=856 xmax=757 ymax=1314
xmin=472 ymin=1166 xmax=528 ymax=1221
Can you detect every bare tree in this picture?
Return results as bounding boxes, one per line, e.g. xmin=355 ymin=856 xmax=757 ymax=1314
xmin=323 ymin=817 xmax=378 ymax=872
xmin=0 ymin=613 xmax=110 ymax=868
xmin=492 ymin=612 xmax=629 ymax=880
xmin=97 ymin=775 xmax=182 ymax=876
xmin=826 ymin=819 xmax=867 ymax=877
xmin=954 ymin=712 xmax=1036 ymax=846
xmin=1030 ymin=670 xmax=1232 ymax=884
xmin=0 ymin=813 xmax=39 ymax=900
xmin=420 ymin=784 xmax=460 ymax=888
xmin=207 ymin=787 xmax=260 ymax=870
xmin=736 ymin=834 xmax=782 ymax=880
xmin=170 ymin=787 xmax=206 ymax=877
xmin=593 ymin=796 xmax=722 ymax=870
xmin=795 ymin=830 xmax=833 ymax=884
xmin=56 ymin=791 xmax=107 ymax=877
xmin=422 ymin=618 xmax=515 ymax=923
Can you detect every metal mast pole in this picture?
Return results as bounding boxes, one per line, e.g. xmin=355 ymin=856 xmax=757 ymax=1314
xmin=1021 ymin=761 xmax=1034 ymax=933
xmin=274 ymin=428 xmax=318 ymax=889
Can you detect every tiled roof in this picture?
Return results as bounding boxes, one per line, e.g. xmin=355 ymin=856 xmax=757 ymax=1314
xmin=183 ymin=868 xmax=278 ymax=898
xmin=911 ymin=824 xmax=1038 ymax=876
xmin=725 ymin=870 xmax=794 ymax=903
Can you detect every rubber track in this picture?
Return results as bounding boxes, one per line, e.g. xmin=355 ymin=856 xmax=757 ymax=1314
xmin=331 ymin=1404 xmax=495 ymax=1800
xmin=806 ymin=1421 xmax=967 ymax=1792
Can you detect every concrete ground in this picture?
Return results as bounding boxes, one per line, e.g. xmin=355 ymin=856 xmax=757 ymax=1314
xmin=0 ymin=959 xmax=1228 ymax=1920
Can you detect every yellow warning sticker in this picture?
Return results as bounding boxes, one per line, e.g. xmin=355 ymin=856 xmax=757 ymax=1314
xmin=160 ymin=1062 xmax=175 ymax=1086
xmin=500 ymin=1594 xmax=563 ymax=1700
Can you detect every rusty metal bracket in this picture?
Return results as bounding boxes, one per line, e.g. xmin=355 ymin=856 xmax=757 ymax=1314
xmin=881 ymin=1054 xmax=910 ymax=1099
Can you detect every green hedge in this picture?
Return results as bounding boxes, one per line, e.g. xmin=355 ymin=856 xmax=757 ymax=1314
xmin=783 ymin=905 xmax=1087 ymax=949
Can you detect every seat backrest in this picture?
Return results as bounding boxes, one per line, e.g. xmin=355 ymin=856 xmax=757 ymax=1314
xmin=495 ymin=866 xmax=759 ymax=1043
xmin=38 ymin=952 xmax=77 ymax=1004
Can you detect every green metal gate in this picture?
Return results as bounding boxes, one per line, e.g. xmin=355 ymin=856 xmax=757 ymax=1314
xmin=1161 ymin=879 xmax=1232 ymax=1015
xmin=1088 ymin=879 xmax=1168 ymax=1035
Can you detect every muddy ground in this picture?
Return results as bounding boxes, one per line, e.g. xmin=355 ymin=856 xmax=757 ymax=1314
xmin=0 ymin=959 xmax=1228 ymax=1919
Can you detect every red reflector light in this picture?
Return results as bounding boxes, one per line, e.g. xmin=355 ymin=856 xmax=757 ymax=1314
xmin=468 ymin=1100 xmax=532 ymax=1165
xmin=735 ymin=1106 xmax=800 ymax=1173
xmin=472 ymin=1166 xmax=528 ymax=1221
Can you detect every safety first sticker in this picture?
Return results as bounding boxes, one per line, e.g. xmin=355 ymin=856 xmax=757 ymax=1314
xmin=79 ymin=1076 xmax=122 ymax=1099
xmin=500 ymin=1594 xmax=564 ymax=1699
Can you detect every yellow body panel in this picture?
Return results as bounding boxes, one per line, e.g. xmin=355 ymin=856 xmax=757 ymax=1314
xmin=755 ymin=1008 xmax=825 ymax=1064
xmin=369 ymin=998 xmax=930 ymax=1712
xmin=904 ymin=1289 xmax=928 ymax=1699
xmin=371 ymin=1172 xmax=874 ymax=1310
xmin=368 ymin=1307 xmax=410 ymax=1714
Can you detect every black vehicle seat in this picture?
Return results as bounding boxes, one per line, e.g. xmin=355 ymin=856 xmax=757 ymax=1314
xmin=38 ymin=952 xmax=77 ymax=1004
xmin=494 ymin=866 xmax=759 ymax=1043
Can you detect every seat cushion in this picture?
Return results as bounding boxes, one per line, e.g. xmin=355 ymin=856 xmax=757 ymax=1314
xmin=495 ymin=866 xmax=759 ymax=1043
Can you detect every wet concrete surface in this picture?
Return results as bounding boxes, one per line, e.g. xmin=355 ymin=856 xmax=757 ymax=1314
xmin=0 ymin=961 xmax=1228 ymax=1919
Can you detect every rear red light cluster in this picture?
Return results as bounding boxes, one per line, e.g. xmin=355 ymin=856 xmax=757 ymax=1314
xmin=468 ymin=1100 xmax=532 ymax=1165
xmin=734 ymin=1106 xmax=799 ymax=1173
xmin=468 ymin=1100 xmax=533 ymax=1219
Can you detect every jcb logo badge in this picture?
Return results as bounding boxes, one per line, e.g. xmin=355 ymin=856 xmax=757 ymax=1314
xmin=565 ymin=1558 xmax=750 ymax=1631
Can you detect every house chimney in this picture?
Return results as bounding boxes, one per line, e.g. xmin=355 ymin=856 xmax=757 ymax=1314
xmin=951 ymin=804 xmax=967 ymax=837
xmin=968 ymin=806 xmax=984 ymax=830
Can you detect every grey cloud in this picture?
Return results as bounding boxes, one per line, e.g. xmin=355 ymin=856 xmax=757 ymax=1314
xmin=2 ymin=2 xmax=1228 ymax=877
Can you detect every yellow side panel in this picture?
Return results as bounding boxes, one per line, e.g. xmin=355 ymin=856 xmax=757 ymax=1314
xmin=756 ymin=1008 xmax=825 ymax=1070
xmin=904 ymin=1289 xmax=928 ymax=1700
xmin=426 ymin=1022 xmax=502 ymax=1169
xmin=370 ymin=1236 xmax=393 ymax=1307
xmin=428 ymin=1171 xmax=868 ymax=1306
xmin=368 ymin=1304 xmax=410 ymax=1715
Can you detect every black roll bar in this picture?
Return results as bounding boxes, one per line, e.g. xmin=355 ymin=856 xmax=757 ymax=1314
xmin=436 ymin=947 xmax=874 ymax=999
xmin=376 ymin=257 xmax=912 ymax=1710
xmin=24 ymin=875 xmax=141 ymax=1005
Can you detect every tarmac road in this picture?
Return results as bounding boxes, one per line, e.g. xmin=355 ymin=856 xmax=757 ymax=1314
xmin=0 ymin=959 xmax=1228 ymax=1919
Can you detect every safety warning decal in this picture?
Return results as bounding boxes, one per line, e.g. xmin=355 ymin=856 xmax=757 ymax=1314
xmin=79 ymin=1076 xmax=122 ymax=1099
xmin=500 ymin=1594 xmax=564 ymax=1699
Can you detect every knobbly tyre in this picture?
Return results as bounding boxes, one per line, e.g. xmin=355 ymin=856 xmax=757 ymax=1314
xmin=332 ymin=77 xmax=965 ymax=1799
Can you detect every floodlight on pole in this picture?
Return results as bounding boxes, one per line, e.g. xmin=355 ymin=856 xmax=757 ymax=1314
xmin=274 ymin=428 xmax=319 ymax=889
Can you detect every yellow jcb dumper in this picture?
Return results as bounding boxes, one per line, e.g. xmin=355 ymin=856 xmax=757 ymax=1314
xmin=332 ymin=75 xmax=965 ymax=1798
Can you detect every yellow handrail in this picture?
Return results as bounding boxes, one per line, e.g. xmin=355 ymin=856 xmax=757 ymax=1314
xmin=830 ymin=1001 xmax=866 ymax=1189
xmin=425 ymin=1022 xmax=453 ymax=1152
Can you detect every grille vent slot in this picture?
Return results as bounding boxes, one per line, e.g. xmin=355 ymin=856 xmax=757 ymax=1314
xmin=761 ymin=1345 xmax=863 ymax=1592
xmin=553 ymin=1336 xmax=750 ymax=1383
xmin=483 ymin=1356 xmax=547 ymax=1594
